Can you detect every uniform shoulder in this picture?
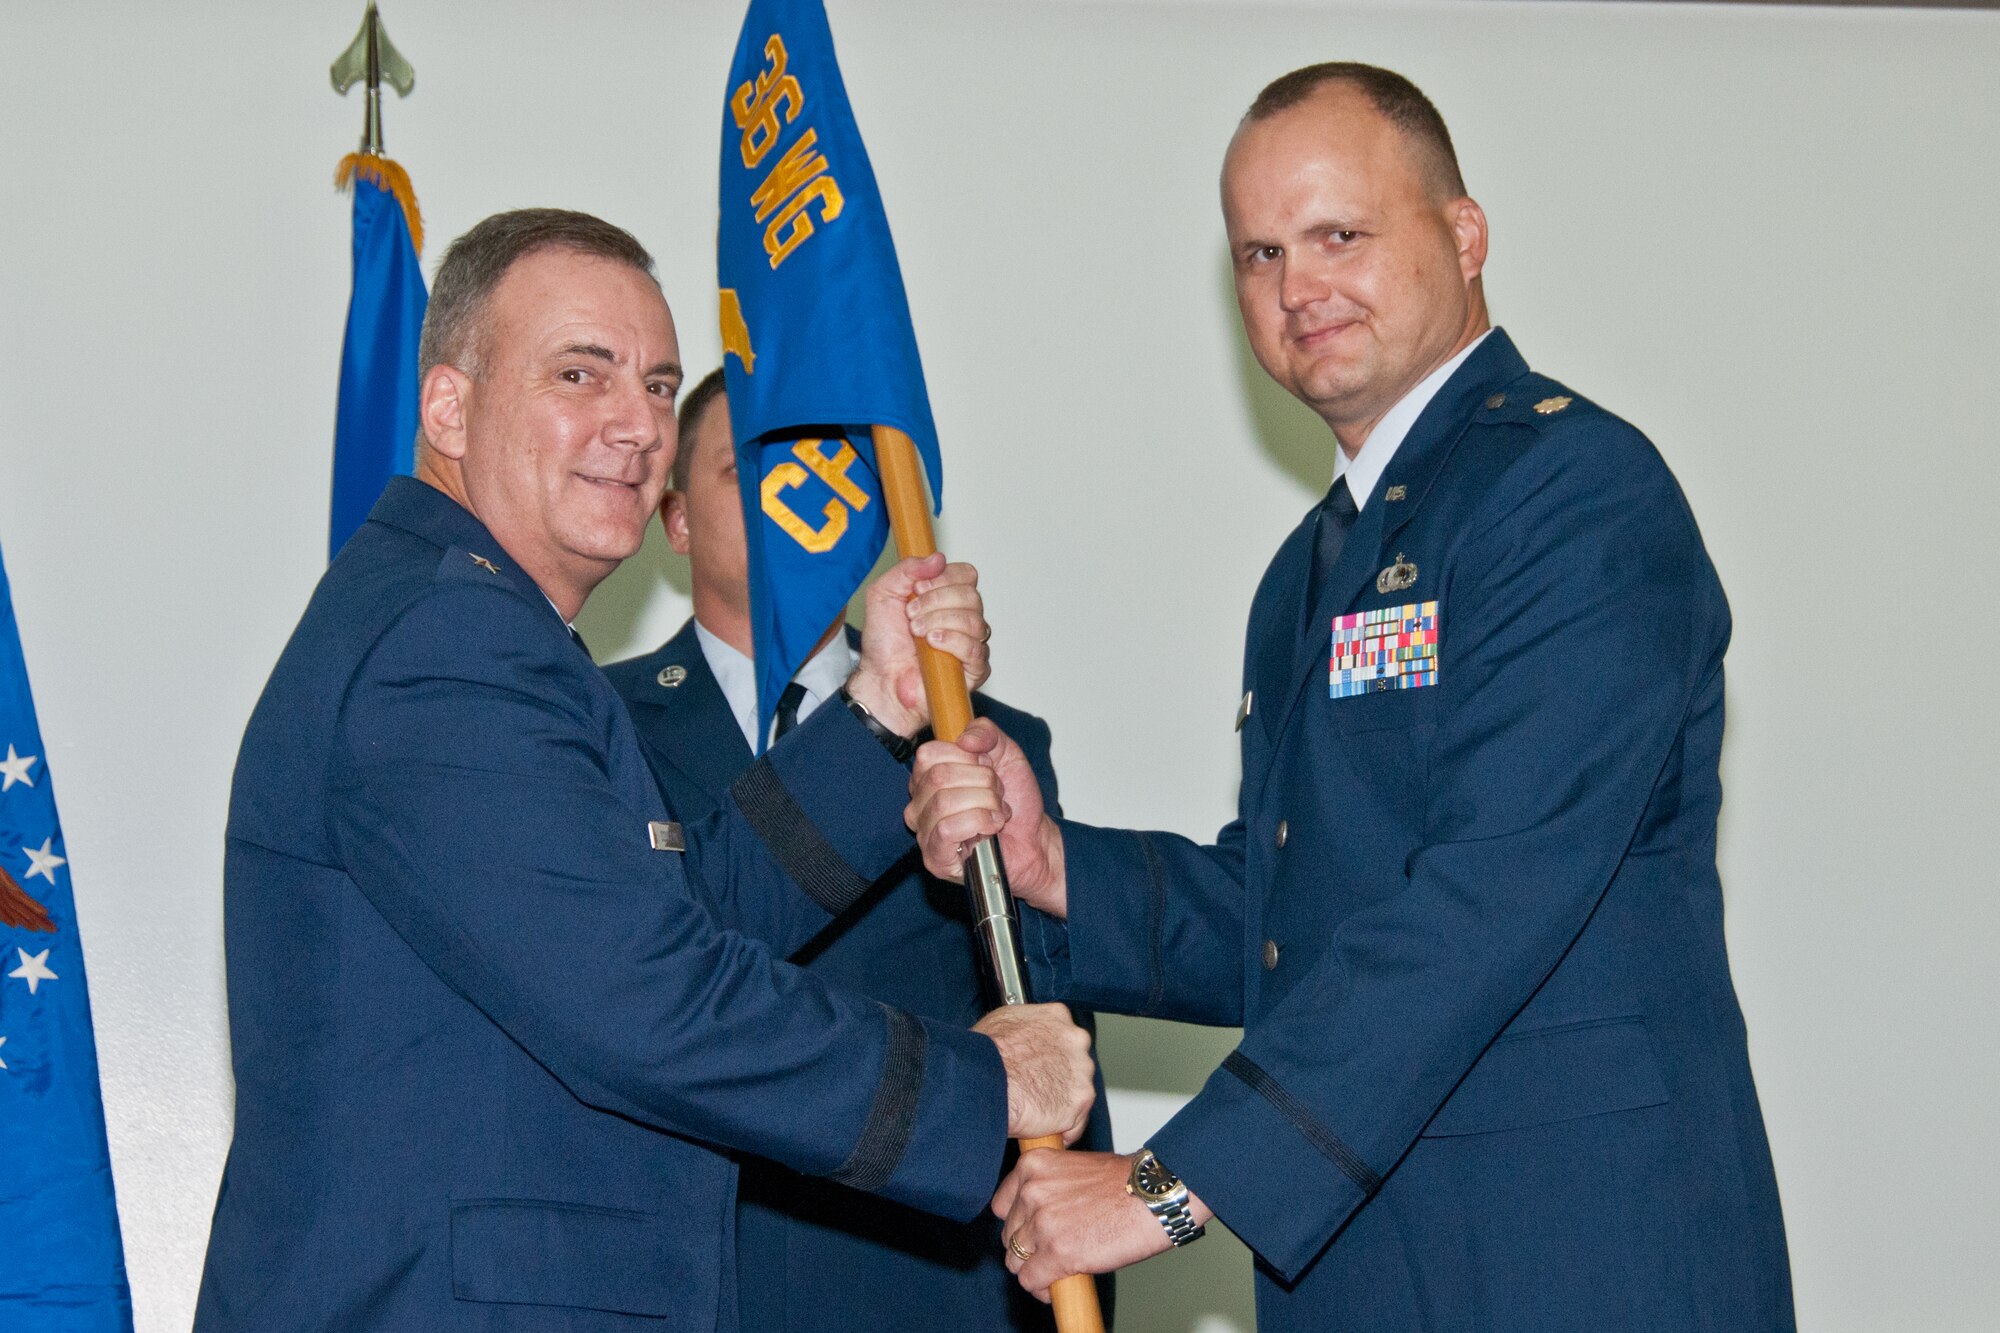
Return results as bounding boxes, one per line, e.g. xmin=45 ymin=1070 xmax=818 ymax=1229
xmin=363 ymin=542 xmax=573 ymax=675
xmin=432 ymin=540 xmax=530 ymax=594
xmin=1463 ymin=369 xmax=1663 ymax=480
xmin=1471 ymin=371 xmax=1615 ymax=435
xmin=1450 ymin=369 xmax=1700 ymax=562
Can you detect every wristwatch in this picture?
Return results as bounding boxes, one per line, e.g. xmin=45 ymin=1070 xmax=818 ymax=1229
xmin=1127 ymin=1148 xmax=1206 ymax=1247
xmin=839 ymin=687 xmax=917 ymax=764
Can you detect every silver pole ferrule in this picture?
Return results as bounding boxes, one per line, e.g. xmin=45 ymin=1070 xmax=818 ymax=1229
xmin=964 ymin=837 xmax=1030 ymax=1007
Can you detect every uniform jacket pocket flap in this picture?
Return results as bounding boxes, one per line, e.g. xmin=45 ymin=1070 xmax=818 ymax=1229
xmin=1327 ymin=687 xmax=1432 ymax=735
xmin=452 ymin=1198 xmax=675 ymax=1315
xmin=1421 ymin=1017 xmax=1667 ymax=1138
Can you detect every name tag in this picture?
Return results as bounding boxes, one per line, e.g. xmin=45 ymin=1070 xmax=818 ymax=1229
xmin=1331 ymin=602 xmax=1438 ymax=699
xmin=648 ymin=821 xmax=685 ymax=852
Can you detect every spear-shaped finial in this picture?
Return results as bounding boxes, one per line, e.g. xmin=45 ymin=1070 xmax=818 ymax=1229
xmin=330 ymin=2 xmax=423 ymax=252
xmin=330 ymin=2 xmax=415 ymax=156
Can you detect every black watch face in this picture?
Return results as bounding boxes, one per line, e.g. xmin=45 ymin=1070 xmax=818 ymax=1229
xmin=1134 ymin=1158 xmax=1176 ymax=1201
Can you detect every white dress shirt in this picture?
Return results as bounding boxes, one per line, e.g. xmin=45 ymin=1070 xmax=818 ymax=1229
xmin=1335 ymin=329 xmax=1492 ymax=511
xmin=540 ymin=592 xmax=579 ymax=636
xmin=696 ymin=621 xmax=855 ymax=753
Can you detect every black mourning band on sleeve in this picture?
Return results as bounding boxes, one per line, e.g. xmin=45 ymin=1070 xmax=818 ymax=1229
xmin=828 ymin=1005 xmax=928 ymax=1194
xmin=1223 ymin=1049 xmax=1382 ymax=1196
xmin=729 ymin=756 xmax=872 ymax=917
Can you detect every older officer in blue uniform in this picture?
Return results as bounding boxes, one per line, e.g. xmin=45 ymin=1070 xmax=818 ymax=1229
xmin=914 ymin=65 xmax=1794 ymax=1330
xmin=605 ymin=371 xmax=1113 ymax=1332
xmin=195 ymin=209 xmax=1097 ymax=1333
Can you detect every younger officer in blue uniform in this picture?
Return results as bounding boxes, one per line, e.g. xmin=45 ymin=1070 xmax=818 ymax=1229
xmin=196 ymin=211 xmax=1097 ymax=1333
xmin=605 ymin=371 xmax=1112 ymax=1333
xmin=915 ymin=67 xmax=1794 ymax=1330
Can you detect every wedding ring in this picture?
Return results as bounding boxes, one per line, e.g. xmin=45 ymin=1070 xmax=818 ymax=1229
xmin=1008 ymin=1235 xmax=1034 ymax=1262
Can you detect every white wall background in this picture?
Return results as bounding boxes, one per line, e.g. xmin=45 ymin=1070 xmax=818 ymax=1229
xmin=2 ymin=1 xmax=1996 ymax=1329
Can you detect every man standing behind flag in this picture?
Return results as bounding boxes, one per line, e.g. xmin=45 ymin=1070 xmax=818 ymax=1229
xmin=0 ymin=539 xmax=134 ymax=1333
xmin=607 ymin=372 xmax=1114 ymax=1333
xmin=710 ymin=14 xmax=1115 ymax=1322
xmin=195 ymin=209 xmax=1097 ymax=1332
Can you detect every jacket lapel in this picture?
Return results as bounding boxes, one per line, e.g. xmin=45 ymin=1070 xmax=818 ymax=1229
xmin=1239 ymin=513 xmax=1316 ymax=799
xmin=1266 ymin=495 xmax=1392 ymax=749
xmin=1376 ymin=330 xmax=1530 ymax=551
xmin=624 ymin=621 xmax=753 ymax=808
xmin=1264 ymin=329 xmax=1531 ymax=750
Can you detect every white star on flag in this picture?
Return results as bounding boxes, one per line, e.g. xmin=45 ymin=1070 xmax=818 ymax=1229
xmin=23 ymin=836 xmax=65 ymax=884
xmin=0 ymin=744 xmax=36 ymax=791
xmin=9 ymin=947 xmax=57 ymax=995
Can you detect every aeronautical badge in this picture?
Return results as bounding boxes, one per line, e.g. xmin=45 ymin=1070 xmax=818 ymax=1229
xmin=656 ymin=665 xmax=688 ymax=689
xmin=467 ymin=552 xmax=501 ymax=575
xmin=1375 ymin=554 xmax=1419 ymax=595
xmin=1330 ymin=601 xmax=1439 ymax=699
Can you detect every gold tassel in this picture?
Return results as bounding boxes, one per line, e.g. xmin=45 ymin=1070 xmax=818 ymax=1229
xmin=335 ymin=152 xmax=425 ymax=256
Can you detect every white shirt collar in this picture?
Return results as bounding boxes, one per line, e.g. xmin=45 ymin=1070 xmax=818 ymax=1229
xmin=539 ymin=591 xmax=578 ymax=636
xmin=695 ymin=620 xmax=855 ymax=753
xmin=1335 ymin=329 xmax=1492 ymax=511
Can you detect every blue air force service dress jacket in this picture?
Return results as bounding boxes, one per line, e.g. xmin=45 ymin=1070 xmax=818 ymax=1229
xmin=1023 ymin=331 xmax=1794 ymax=1332
xmin=195 ymin=478 xmax=1008 ymax=1333
xmin=605 ymin=622 xmax=1114 ymax=1333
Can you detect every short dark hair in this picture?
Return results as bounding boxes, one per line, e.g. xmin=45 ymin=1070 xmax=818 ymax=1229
xmin=670 ymin=367 xmax=730 ymax=493
xmin=1244 ymin=62 xmax=1465 ymax=200
xmin=418 ymin=208 xmax=656 ymax=385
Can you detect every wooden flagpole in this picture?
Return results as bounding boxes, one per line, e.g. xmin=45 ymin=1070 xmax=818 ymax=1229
xmin=872 ymin=425 xmax=1105 ymax=1333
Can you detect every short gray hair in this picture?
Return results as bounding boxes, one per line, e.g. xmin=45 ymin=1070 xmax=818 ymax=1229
xmin=418 ymin=208 xmax=656 ymax=383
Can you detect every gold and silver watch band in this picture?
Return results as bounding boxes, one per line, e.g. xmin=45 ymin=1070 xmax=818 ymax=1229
xmin=1153 ymin=1192 xmax=1205 ymax=1247
xmin=1131 ymin=1148 xmax=1207 ymax=1248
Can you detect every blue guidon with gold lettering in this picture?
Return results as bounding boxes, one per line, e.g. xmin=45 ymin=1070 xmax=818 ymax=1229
xmin=717 ymin=0 xmax=944 ymax=750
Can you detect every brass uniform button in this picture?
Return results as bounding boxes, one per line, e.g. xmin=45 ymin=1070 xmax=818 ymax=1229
xmin=1262 ymin=939 xmax=1281 ymax=971
xmin=1484 ymin=393 xmax=1506 ymax=410
xmin=1275 ymin=819 xmax=1289 ymax=849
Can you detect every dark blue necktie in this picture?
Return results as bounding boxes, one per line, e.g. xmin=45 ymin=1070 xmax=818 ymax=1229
xmin=772 ymin=680 xmax=810 ymax=741
xmin=1305 ymin=473 xmax=1359 ymax=618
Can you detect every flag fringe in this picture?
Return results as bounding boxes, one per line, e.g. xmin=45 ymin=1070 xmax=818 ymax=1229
xmin=335 ymin=152 xmax=425 ymax=256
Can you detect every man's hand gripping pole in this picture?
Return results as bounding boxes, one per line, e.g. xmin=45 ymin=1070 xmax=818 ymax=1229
xmin=872 ymin=425 xmax=1104 ymax=1333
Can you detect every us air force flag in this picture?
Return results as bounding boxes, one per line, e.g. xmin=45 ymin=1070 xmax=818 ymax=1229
xmin=330 ymin=153 xmax=429 ymax=559
xmin=0 ymin=539 xmax=134 ymax=1333
xmin=718 ymin=0 xmax=943 ymax=749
